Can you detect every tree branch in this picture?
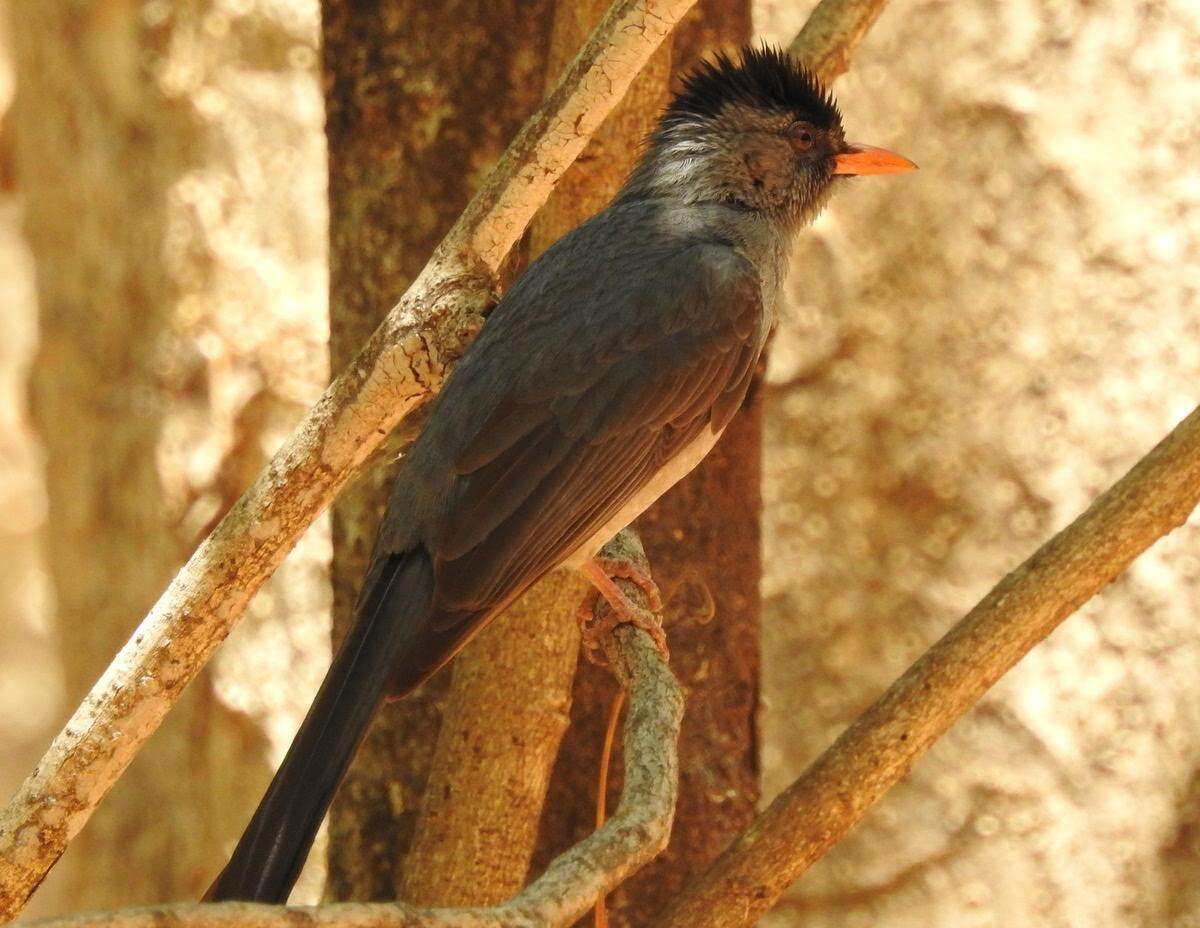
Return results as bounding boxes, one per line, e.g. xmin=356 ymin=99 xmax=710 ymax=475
xmin=24 ymin=601 xmax=683 ymax=928
xmin=0 ymin=0 xmax=699 ymax=918
xmin=788 ymin=0 xmax=890 ymax=83
xmin=651 ymin=405 xmax=1200 ymax=927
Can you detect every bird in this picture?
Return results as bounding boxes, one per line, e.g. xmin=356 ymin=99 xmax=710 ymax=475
xmin=206 ymin=44 xmax=915 ymax=903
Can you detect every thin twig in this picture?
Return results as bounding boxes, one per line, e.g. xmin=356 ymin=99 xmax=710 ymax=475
xmin=0 ymin=1 xmax=699 ymax=918
xmin=651 ymin=407 xmax=1200 ymax=928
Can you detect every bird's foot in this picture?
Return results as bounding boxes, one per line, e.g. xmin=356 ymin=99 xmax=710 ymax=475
xmin=593 ymin=553 xmax=665 ymax=612
xmin=578 ymin=556 xmax=669 ymax=665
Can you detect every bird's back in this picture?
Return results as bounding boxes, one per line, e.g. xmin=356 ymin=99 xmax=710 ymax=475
xmin=378 ymin=196 xmax=772 ymax=553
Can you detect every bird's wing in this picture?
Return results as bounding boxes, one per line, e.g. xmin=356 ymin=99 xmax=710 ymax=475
xmin=429 ymin=241 xmax=764 ymax=627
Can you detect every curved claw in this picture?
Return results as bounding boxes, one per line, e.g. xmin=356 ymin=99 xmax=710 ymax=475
xmin=578 ymin=558 xmax=669 ymax=665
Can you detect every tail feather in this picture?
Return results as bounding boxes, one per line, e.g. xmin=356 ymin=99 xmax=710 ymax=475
xmin=206 ymin=548 xmax=436 ymax=903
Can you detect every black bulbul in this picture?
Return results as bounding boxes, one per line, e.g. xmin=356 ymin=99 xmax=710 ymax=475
xmin=207 ymin=45 xmax=915 ymax=903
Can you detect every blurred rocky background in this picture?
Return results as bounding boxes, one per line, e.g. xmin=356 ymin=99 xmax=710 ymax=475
xmin=0 ymin=0 xmax=1198 ymax=924
xmin=0 ymin=0 xmax=331 ymax=913
xmin=758 ymin=1 xmax=1200 ymax=925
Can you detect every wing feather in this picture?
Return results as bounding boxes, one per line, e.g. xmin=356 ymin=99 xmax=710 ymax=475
xmin=431 ymin=243 xmax=764 ymax=625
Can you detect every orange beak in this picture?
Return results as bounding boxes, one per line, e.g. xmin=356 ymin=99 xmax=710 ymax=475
xmin=833 ymin=143 xmax=918 ymax=176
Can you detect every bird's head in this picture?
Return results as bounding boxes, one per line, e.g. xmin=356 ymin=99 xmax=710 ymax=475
xmin=625 ymin=45 xmax=915 ymax=226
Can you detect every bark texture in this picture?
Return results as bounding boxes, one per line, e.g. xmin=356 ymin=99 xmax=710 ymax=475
xmin=321 ymin=0 xmax=553 ymax=900
xmin=398 ymin=0 xmax=672 ymax=906
xmin=398 ymin=572 xmax=585 ymax=906
xmin=531 ymin=6 xmax=758 ymax=926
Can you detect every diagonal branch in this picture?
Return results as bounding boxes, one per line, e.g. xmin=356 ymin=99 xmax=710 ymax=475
xmin=788 ymin=0 xmax=891 ymax=83
xmin=0 ymin=0 xmax=700 ymax=918
xmin=652 ymin=406 xmax=1200 ymax=928
xmin=23 ymin=562 xmax=683 ymax=928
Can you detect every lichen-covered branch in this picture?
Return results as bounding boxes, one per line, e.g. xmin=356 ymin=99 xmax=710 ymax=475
xmin=651 ymin=406 xmax=1200 ymax=928
xmin=22 ymin=605 xmax=683 ymax=928
xmin=0 ymin=1 xmax=699 ymax=918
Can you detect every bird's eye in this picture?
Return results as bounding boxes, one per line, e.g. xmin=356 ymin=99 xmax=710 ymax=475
xmin=790 ymin=127 xmax=815 ymax=152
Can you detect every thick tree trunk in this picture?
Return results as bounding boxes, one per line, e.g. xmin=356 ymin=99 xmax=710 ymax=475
xmin=398 ymin=0 xmax=672 ymax=906
xmin=335 ymin=3 xmax=755 ymax=916
xmin=532 ymin=5 xmax=758 ymax=925
xmin=321 ymin=0 xmax=554 ymax=900
xmin=319 ymin=0 xmax=754 ymax=909
xmin=8 ymin=1 xmax=269 ymax=909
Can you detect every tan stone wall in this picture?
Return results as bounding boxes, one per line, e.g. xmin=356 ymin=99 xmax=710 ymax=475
xmin=0 ymin=13 xmax=59 ymax=918
xmin=0 ymin=0 xmax=330 ymax=912
xmin=1 ymin=0 xmax=1198 ymax=921
xmin=757 ymin=1 xmax=1200 ymax=924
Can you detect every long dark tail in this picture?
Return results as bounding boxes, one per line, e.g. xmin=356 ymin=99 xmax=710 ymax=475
xmin=206 ymin=548 xmax=436 ymax=903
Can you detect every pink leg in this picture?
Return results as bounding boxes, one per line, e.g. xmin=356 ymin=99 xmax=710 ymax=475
xmin=578 ymin=558 xmax=669 ymax=664
xmin=591 ymin=555 xmax=664 ymax=611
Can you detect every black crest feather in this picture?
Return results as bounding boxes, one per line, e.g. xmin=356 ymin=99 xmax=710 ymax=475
xmin=668 ymin=45 xmax=841 ymax=130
